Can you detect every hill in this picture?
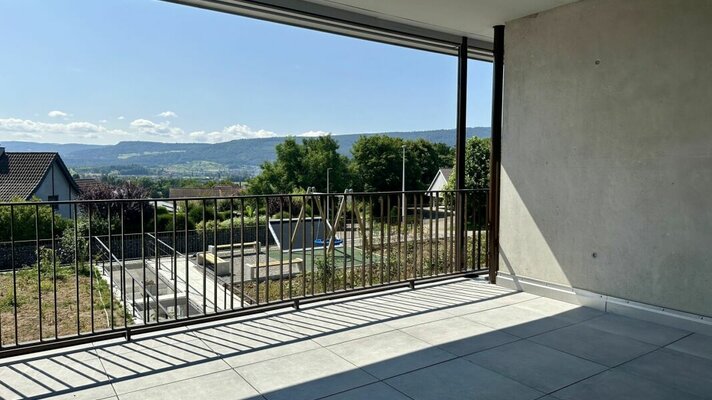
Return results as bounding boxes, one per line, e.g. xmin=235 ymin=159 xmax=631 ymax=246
xmin=2 ymin=127 xmax=490 ymax=173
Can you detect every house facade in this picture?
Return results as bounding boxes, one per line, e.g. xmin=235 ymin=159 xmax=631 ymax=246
xmin=0 ymin=147 xmax=80 ymax=218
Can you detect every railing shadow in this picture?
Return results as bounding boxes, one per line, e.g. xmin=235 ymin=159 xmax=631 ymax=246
xmin=0 ymin=278 xmax=562 ymax=399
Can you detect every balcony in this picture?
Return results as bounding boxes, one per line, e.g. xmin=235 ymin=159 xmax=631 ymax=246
xmin=1 ymin=277 xmax=710 ymax=399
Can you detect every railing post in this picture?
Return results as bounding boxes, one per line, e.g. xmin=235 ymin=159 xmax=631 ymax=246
xmin=488 ymin=25 xmax=505 ymax=283
xmin=455 ymin=36 xmax=468 ymax=272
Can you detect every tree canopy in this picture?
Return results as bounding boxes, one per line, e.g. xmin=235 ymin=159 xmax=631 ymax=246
xmin=447 ymin=136 xmax=491 ymax=189
xmin=350 ymin=135 xmax=453 ymax=192
xmin=248 ymin=135 xmax=350 ymax=194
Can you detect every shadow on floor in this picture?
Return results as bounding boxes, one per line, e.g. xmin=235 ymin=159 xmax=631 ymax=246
xmin=0 ymin=278 xmax=710 ymax=400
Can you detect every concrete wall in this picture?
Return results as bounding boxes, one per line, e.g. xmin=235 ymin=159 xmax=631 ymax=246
xmin=33 ymin=162 xmax=77 ymax=218
xmin=500 ymin=0 xmax=712 ymax=317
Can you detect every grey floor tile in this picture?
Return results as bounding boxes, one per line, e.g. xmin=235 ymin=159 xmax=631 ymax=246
xmin=382 ymin=308 xmax=456 ymax=330
xmin=190 ymin=317 xmax=304 ymax=356
xmin=444 ymin=291 xmax=539 ymax=316
xmin=386 ymin=358 xmax=542 ymax=400
xmin=119 ymin=370 xmax=263 ymax=400
xmin=272 ymin=306 xmax=393 ymax=347
xmin=666 ymin=333 xmax=712 ymax=361
xmin=515 ymin=297 xmax=603 ymax=323
xmin=580 ymin=314 xmax=690 ymax=346
xmin=618 ymin=348 xmax=712 ymax=398
xmin=222 ymin=337 xmax=321 ymax=368
xmin=529 ymin=323 xmax=656 ymax=367
xmin=463 ymin=304 xmax=572 ymax=338
xmin=99 ymin=340 xmax=229 ymax=395
xmin=0 ymin=354 xmax=114 ymax=400
xmin=402 ymin=316 xmax=519 ymax=356
xmin=466 ymin=340 xmax=606 ymax=393
xmin=235 ymin=347 xmax=375 ymax=400
xmin=327 ymin=330 xmax=454 ymax=379
xmin=552 ymin=369 xmax=702 ymax=400
xmin=320 ymin=382 xmax=410 ymax=400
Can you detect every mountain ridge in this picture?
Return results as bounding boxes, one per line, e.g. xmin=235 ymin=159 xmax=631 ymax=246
xmin=2 ymin=127 xmax=490 ymax=170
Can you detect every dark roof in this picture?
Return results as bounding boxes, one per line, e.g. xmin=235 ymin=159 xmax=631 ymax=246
xmin=0 ymin=152 xmax=79 ymax=201
xmin=75 ymin=178 xmax=105 ymax=194
xmin=439 ymin=168 xmax=453 ymax=180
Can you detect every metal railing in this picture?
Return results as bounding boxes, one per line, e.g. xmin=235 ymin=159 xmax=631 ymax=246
xmin=0 ymin=189 xmax=488 ymax=356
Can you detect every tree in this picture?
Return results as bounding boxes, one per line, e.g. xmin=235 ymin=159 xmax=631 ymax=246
xmin=247 ymin=135 xmax=350 ymax=194
xmin=78 ymin=181 xmax=151 ymax=233
xmin=447 ymin=137 xmax=491 ymax=190
xmin=0 ymin=197 xmax=69 ymax=242
xmin=350 ymin=135 xmax=454 ymax=192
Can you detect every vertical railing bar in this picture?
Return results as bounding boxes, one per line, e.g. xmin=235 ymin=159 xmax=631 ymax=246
xmin=471 ymin=192 xmax=477 ymax=271
xmin=429 ymin=195 xmax=434 ymax=276
xmin=89 ymin=205 xmax=96 ymax=334
xmin=350 ymin=193 xmax=355 ymax=289
xmin=368 ymin=195 xmax=374 ymax=286
xmin=396 ymin=195 xmax=401 ymax=282
xmin=73 ymin=204 xmax=80 ymax=336
xmin=173 ymin=200 xmax=178 ymax=319
xmin=331 ymin=194 xmax=336 ymax=292
xmin=321 ymin=194 xmax=327 ymax=294
xmin=184 ymin=200 xmax=190 ymax=318
xmin=403 ymin=194 xmax=408 ymax=281
xmin=386 ymin=196 xmax=391 ymax=283
xmin=140 ymin=204 xmax=146 ymax=324
xmin=229 ymin=198 xmax=235 ymax=310
xmin=477 ymin=192 xmax=482 ymax=270
xmin=213 ymin=200 xmax=218 ymax=312
xmin=154 ymin=200 xmax=160 ymax=323
xmin=443 ymin=193 xmax=449 ymax=275
xmin=265 ymin=197 xmax=271 ymax=303
xmin=412 ymin=193 xmax=417 ymax=280
xmin=451 ymin=194 xmax=456 ymax=273
xmin=379 ymin=196 xmax=384 ymax=285
xmin=343 ymin=194 xmax=348 ymax=291
xmin=202 ymin=199 xmax=207 ymax=314
xmin=108 ymin=203 xmax=114 ymax=330
xmin=255 ymin=199 xmax=260 ymax=305
xmin=240 ymin=198 xmax=245 ymax=308
xmin=10 ymin=205 xmax=18 ymax=345
xmin=121 ymin=203 xmax=127 ymax=330
xmin=287 ymin=197 xmax=292 ymax=299
xmin=418 ymin=192 xmax=425 ymax=277
xmin=35 ymin=205 xmax=43 ymax=341
xmin=50 ymin=205 xmax=58 ymax=339
xmin=463 ymin=193 xmax=468 ymax=272
xmin=361 ymin=196 xmax=366 ymax=288
xmin=278 ymin=197 xmax=284 ymax=301
xmin=305 ymin=194 xmax=310 ymax=297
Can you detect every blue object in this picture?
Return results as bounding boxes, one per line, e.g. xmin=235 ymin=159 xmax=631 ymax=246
xmin=314 ymin=238 xmax=343 ymax=246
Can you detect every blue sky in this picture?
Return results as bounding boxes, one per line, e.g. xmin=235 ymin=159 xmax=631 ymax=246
xmin=0 ymin=0 xmax=492 ymax=144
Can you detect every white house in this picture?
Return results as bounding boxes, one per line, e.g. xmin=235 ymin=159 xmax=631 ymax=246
xmin=0 ymin=147 xmax=80 ymax=218
xmin=425 ymin=167 xmax=452 ymax=199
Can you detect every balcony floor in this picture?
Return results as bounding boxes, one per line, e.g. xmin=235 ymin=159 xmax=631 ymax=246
xmin=1 ymin=278 xmax=711 ymax=400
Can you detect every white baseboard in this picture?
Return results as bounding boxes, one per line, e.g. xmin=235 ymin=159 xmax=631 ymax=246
xmin=496 ymin=272 xmax=712 ymax=336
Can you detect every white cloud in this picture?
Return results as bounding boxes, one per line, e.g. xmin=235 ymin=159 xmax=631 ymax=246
xmin=157 ymin=111 xmax=178 ymax=118
xmin=0 ymin=117 xmax=130 ymax=143
xmin=117 ymin=116 xmax=125 ymax=120
xmin=299 ymin=130 xmax=331 ymax=137
xmin=130 ymin=118 xmax=184 ymax=138
xmin=48 ymin=110 xmax=68 ymax=118
xmin=187 ymin=124 xmax=278 ymax=143
xmin=1 ymin=114 xmax=330 ymax=145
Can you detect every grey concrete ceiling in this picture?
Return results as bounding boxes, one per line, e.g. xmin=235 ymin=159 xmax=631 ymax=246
xmin=302 ymin=0 xmax=577 ymax=42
